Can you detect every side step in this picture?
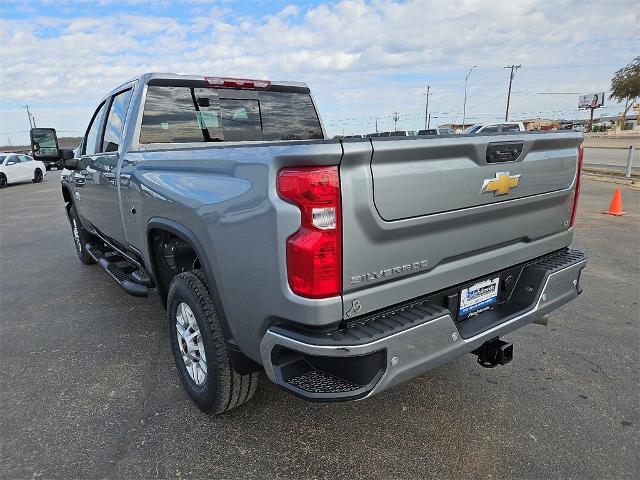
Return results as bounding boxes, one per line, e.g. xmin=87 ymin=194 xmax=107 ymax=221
xmin=85 ymin=243 xmax=149 ymax=297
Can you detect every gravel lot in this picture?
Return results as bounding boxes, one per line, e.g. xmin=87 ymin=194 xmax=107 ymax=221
xmin=1 ymin=171 xmax=638 ymax=479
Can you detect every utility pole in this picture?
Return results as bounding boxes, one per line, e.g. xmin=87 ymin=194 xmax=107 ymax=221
xmin=462 ymin=65 xmax=477 ymax=131
xmin=375 ymin=117 xmax=379 ymax=133
xmin=504 ymin=64 xmax=522 ymax=121
xmin=24 ymin=105 xmax=34 ymax=129
xmin=393 ymin=112 xmax=400 ymax=131
xmin=423 ymin=86 xmax=430 ymax=129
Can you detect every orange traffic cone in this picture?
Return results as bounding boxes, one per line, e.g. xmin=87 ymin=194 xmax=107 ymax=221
xmin=603 ymin=188 xmax=626 ymax=216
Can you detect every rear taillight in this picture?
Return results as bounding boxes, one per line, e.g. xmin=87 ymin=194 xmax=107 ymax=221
xmin=570 ymin=146 xmax=584 ymax=227
xmin=277 ymin=166 xmax=342 ymax=298
xmin=204 ymin=76 xmax=271 ymax=89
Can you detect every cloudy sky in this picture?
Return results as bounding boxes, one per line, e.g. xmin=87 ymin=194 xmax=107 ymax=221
xmin=0 ymin=0 xmax=638 ymax=145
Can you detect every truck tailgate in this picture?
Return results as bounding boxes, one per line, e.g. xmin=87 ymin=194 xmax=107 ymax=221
xmin=371 ymin=134 xmax=579 ymax=220
xmin=339 ymin=132 xmax=582 ymax=318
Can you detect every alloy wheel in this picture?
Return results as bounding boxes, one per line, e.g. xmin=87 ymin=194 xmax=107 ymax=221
xmin=175 ymin=302 xmax=207 ymax=386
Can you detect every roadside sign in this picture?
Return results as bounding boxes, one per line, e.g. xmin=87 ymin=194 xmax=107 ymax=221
xmin=578 ymin=93 xmax=605 ymax=109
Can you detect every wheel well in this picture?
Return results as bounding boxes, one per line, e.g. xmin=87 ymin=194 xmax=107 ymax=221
xmin=61 ymin=185 xmax=72 ymax=204
xmin=148 ymin=228 xmax=201 ymax=302
xmin=147 ymin=223 xmax=261 ymax=374
xmin=61 ymin=185 xmax=73 ymax=216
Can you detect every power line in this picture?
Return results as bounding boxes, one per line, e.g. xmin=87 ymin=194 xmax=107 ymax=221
xmin=513 ymin=91 xmax=581 ymax=95
xmin=470 ymin=78 xmax=506 ymax=97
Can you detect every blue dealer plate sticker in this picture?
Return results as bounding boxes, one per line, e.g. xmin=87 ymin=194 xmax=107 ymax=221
xmin=459 ymin=277 xmax=500 ymax=317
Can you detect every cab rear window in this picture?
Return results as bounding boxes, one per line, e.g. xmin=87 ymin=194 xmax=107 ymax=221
xmin=140 ymin=86 xmax=323 ymax=144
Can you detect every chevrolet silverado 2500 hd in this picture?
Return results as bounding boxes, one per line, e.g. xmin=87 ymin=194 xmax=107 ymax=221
xmin=60 ymin=73 xmax=586 ymax=414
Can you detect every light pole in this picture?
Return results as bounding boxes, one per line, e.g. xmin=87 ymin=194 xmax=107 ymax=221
xmin=423 ymin=85 xmax=430 ymax=129
xmin=461 ymin=65 xmax=477 ymax=131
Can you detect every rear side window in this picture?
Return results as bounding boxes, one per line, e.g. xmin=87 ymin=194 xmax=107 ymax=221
xmin=103 ymin=89 xmax=133 ymax=152
xmin=140 ymin=86 xmax=323 ymax=144
xmin=84 ymin=102 xmax=107 ymax=155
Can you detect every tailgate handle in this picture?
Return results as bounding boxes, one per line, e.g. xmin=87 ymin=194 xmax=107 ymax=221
xmin=486 ymin=142 xmax=524 ymax=163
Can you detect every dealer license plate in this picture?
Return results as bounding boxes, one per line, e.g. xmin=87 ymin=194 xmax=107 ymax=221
xmin=459 ymin=277 xmax=500 ymax=318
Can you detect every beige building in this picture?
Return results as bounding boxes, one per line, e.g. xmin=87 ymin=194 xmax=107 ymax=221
xmin=521 ymin=119 xmax=560 ymax=131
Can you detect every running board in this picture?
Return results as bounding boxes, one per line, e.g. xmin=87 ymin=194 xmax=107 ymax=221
xmin=85 ymin=243 xmax=149 ymax=297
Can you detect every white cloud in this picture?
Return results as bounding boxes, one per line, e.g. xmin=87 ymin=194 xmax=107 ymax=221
xmin=0 ymin=0 xmax=638 ymax=143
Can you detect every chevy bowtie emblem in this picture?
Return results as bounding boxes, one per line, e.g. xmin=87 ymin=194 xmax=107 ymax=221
xmin=481 ymin=172 xmax=521 ymax=196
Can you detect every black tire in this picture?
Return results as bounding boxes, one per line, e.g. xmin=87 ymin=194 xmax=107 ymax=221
xmin=57 ymin=163 xmax=64 ymax=170
xmin=45 ymin=165 xmax=51 ymax=171
xmin=0 ymin=173 xmax=6 ymax=189
xmin=32 ymin=168 xmax=43 ymax=183
xmin=167 ymin=270 xmax=259 ymax=414
xmin=68 ymin=203 xmax=95 ymax=265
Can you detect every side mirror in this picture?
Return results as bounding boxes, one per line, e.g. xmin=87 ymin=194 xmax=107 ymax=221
xmin=61 ymin=149 xmax=75 ymax=160
xmin=30 ymin=128 xmax=59 ymax=159
xmin=63 ymin=158 xmax=79 ymax=169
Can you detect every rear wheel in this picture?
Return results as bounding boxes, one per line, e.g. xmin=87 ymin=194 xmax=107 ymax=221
xmin=57 ymin=163 xmax=64 ymax=170
xmin=167 ymin=270 xmax=259 ymax=414
xmin=32 ymin=168 xmax=43 ymax=183
xmin=68 ymin=203 xmax=95 ymax=265
xmin=0 ymin=173 xmax=6 ymax=189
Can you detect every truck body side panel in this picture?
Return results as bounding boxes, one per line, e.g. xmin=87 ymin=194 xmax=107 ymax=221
xmin=119 ymin=141 xmax=344 ymax=361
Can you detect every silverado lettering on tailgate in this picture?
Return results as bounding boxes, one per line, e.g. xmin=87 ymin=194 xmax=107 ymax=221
xmin=350 ymin=259 xmax=429 ymax=285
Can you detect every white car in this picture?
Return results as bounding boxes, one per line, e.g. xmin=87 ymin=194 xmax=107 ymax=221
xmin=0 ymin=152 xmax=47 ymax=188
xmin=462 ymin=122 xmax=525 ymax=134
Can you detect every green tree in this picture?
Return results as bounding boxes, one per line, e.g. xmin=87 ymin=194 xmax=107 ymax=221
xmin=609 ymin=56 xmax=640 ymax=128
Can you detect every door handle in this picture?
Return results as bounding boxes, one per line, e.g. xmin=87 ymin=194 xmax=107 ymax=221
xmin=486 ymin=142 xmax=524 ymax=163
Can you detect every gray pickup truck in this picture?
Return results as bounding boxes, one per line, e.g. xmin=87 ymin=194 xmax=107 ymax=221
xmin=60 ymin=73 xmax=586 ymax=414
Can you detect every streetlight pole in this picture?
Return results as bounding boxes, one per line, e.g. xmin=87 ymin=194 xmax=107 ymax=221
xmin=461 ymin=65 xmax=477 ymax=131
xmin=423 ymin=85 xmax=430 ymax=129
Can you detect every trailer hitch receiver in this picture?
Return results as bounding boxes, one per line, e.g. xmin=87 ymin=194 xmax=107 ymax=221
xmin=472 ymin=338 xmax=513 ymax=368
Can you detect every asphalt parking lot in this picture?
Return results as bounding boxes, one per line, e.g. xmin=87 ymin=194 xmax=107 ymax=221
xmin=1 ymin=171 xmax=638 ymax=479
